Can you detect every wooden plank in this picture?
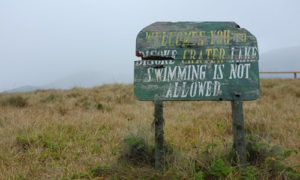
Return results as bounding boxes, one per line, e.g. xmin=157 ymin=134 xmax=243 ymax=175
xmin=232 ymin=101 xmax=247 ymax=167
xmin=154 ymin=100 xmax=164 ymax=170
xmin=134 ymin=60 xmax=259 ymax=101
xmin=136 ymin=22 xmax=258 ymax=61
xmin=134 ymin=22 xmax=260 ymax=101
xmin=134 ymin=22 xmax=260 ymax=169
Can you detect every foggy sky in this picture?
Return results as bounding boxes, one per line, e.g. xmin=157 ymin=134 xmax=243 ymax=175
xmin=1 ymin=0 xmax=300 ymax=91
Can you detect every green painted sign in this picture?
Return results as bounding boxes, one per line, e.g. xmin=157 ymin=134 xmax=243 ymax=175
xmin=134 ymin=22 xmax=260 ymax=101
xmin=136 ymin=22 xmax=258 ymax=60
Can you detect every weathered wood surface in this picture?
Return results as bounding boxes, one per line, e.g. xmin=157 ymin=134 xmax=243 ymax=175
xmin=154 ymin=100 xmax=164 ymax=170
xmin=134 ymin=60 xmax=259 ymax=101
xmin=136 ymin=22 xmax=258 ymax=61
xmin=232 ymin=101 xmax=247 ymax=167
xmin=134 ymin=22 xmax=260 ymax=101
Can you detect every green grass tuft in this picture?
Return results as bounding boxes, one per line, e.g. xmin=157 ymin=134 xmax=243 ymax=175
xmin=1 ymin=95 xmax=27 ymax=107
xmin=121 ymin=135 xmax=155 ymax=166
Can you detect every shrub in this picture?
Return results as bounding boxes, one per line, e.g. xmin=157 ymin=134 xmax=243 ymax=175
xmin=246 ymin=136 xmax=270 ymax=164
xmin=57 ymin=106 xmax=68 ymax=116
xmin=193 ymin=137 xmax=300 ymax=179
xmin=97 ymin=103 xmax=104 ymax=110
xmin=89 ymin=165 xmax=111 ymax=178
xmin=16 ymin=134 xmax=36 ymax=150
xmin=0 ymin=95 xmax=27 ymax=107
xmin=120 ymin=134 xmax=174 ymax=168
xmin=245 ymin=136 xmax=299 ymax=178
xmin=41 ymin=94 xmax=56 ymax=103
xmin=208 ymin=159 xmax=234 ymax=178
xmin=194 ymin=171 xmax=205 ymax=180
xmin=121 ymin=135 xmax=155 ymax=166
xmin=240 ymin=166 xmax=259 ymax=180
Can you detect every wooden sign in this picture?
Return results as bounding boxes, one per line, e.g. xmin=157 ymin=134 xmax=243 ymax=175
xmin=134 ymin=22 xmax=260 ymax=169
xmin=134 ymin=22 xmax=260 ymax=101
xmin=136 ymin=22 xmax=258 ymax=60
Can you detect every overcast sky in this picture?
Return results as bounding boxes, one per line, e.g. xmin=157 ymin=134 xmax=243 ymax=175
xmin=0 ymin=0 xmax=300 ymax=91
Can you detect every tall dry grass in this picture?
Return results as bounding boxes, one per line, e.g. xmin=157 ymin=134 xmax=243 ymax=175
xmin=0 ymin=80 xmax=299 ymax=179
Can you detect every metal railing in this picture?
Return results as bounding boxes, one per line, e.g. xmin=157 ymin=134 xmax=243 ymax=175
xmin=260 ymin=72 xmax=300 ymax=79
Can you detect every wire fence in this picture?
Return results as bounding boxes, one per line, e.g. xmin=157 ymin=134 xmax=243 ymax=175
xmin=260 ymin=72 xmax=299 ymax=79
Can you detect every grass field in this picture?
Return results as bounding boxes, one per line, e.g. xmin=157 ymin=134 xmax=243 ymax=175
xmin=0 ymin=79 xmax=300 ymax=179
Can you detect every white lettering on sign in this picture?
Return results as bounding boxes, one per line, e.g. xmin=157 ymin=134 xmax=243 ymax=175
xmin=146 ymin=65 xmax=207 ymax=82
xmin=229 ymin=63 xmax=251 ymax=79
xmin=165 ymin=81 xmax=222 ymax=98
xmin=135 ymin=60 xmax=255 ymax=99
xmin=213 ymin=64 xmax=225 ymax=80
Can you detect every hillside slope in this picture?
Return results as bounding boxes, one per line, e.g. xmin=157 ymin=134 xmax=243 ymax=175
xmin=0 ymin=80 xmax=300 ymax=179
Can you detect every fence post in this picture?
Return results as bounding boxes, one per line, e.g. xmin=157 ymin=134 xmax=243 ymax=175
xmin=294 ymin=72 xmax=297 ymax=79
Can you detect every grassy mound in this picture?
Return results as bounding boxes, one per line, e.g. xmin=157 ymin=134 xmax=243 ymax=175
xmin=0 ymin=80 xmax=299 ymax=179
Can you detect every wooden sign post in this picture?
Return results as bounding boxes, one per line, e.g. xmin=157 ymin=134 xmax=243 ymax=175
xmin=154 ymin=100 xmax=164 ymax=169
xmin=134 ymin=22 xmax=260 ymax=169
xmin=232 ymin=100 xmax=247 ymax=167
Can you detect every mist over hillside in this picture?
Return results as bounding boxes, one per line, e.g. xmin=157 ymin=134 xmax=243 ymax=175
xmin=3 ymin=46 xmax=300 ymax=93
xmin=259 ymin=46 xmax=300 ymax=78
xmin=259 ymin=46 xmax=300 ymax=71
xmin=42 ymin=71 xmax=131 ymax=89
xmin=3 ymin=71 xmax=132 ymax=93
